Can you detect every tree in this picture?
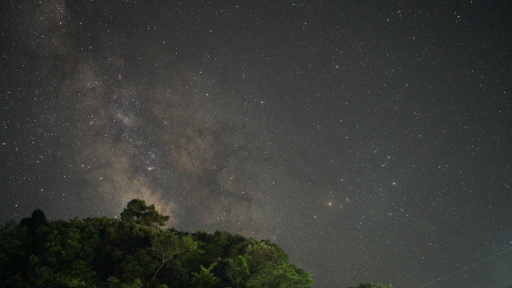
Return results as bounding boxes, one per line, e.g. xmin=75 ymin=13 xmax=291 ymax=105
xmin=226 ymin=255 xmax=250 ymax=285
xmin=120 ymin=199 xmax=170 ymax=227
xmin=189 ymin=263 xmax=219 ymax=288
xmin=19 ymin=209 xmax=47 ymax=229
xmin=150 ymin=229 xmax=198 ymax=279
xmin=0 ymin=199 xmax=313 ymax=287
xmin=240 ymin=240 xmax=313 ymax=288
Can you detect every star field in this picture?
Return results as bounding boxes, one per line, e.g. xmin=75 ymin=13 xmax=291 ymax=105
xmin=1 ymin=1 xmax=511 ymax=287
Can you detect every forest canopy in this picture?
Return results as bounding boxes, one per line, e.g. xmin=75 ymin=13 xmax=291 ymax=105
xmin=0 ymin=199 xmax=313 ymax=288
xmin=0 ymin=199 xmax=391 ymax=287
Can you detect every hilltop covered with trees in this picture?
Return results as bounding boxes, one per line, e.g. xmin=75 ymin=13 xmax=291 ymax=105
xmin=0 ymin=199 xmax=312 ymax=287
xmin=0 ymin=199 xmax=392 ymax=288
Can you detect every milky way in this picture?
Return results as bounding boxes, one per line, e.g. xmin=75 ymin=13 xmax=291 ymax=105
xmin=1 ymin=1 xmax=512 ymax=287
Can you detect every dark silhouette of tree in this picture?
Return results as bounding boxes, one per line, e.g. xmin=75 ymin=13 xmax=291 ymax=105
xmin=19 ymin=209 xmax=47 ymax=229
xmin=120 ymin=199 xmax=170 ymax=227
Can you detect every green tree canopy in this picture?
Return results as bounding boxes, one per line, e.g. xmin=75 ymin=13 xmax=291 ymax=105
xmin=189 ymin=263 xmax=219 ymax=288
xmin=0 ymin=199 xmax=314 ymax=288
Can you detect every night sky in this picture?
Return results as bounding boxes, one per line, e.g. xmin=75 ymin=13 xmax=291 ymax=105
xmin=1 ymin=1 xmax=512 ymax=287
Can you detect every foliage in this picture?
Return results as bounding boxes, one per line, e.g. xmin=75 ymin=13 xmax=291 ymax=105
xmin=189 ymin=263 xmax=219 ymax=287
xmin=0 ymin=199 xmax=313 ymax=288
xmin=120 ymin=199 xmax=170 ymax=227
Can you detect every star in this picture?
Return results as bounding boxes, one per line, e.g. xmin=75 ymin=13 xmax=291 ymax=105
xmin=1 ymin=2 xmax=510 ymax=287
